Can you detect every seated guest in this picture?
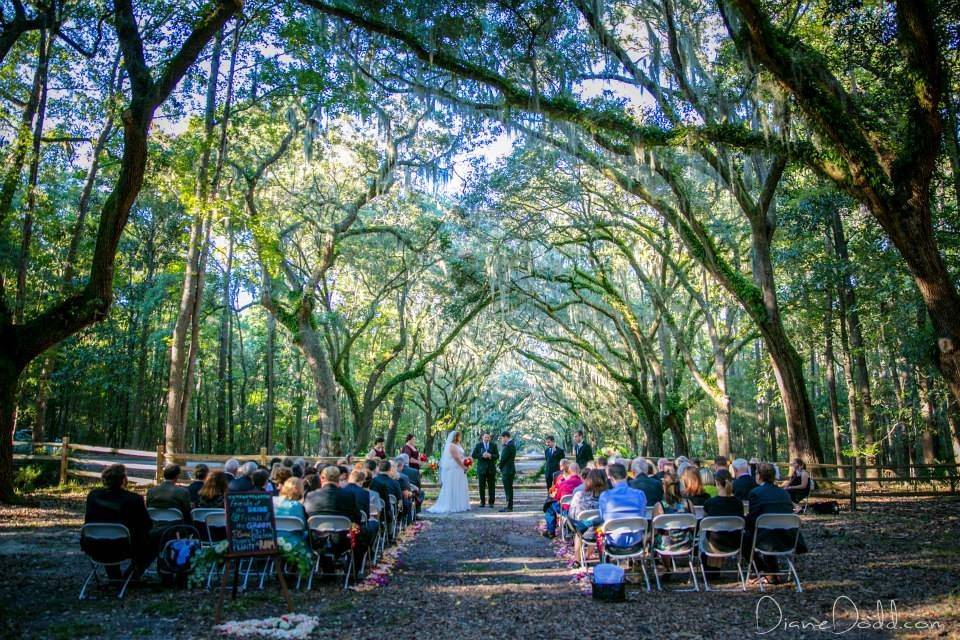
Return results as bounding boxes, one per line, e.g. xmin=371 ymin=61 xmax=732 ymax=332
xmin=745 ymin=463 xmax=797 ymax=578
xmin=146 ymin=464 xmax=192 ymax=521
xmin=84 ymin=464 xmax=156 ymax=578
xmin=549 ymin=458 xmax=571 ymax=494
xmin=569 ymin=469 xmax=607 ymax=561
xmin=595 ymin=455 xmax=608 ymax=468
xmin=702 ymin=469 xmax=745 ymax=571
xmin=713 ymin=455 xmax=728 ymax=474
xmin=731 ymin=458 xmax=757 ymax=501
xmin=228 ymin=461 xmax=258 ymax=492
xmin=651 ymin=471 xmax=695 ymax=556
xmin=197 ymin=470 xmax=227 ymax=508
xmin=653 ymin=457 xmax=669 ymax=480
xmin=680 ymin=467 xmax=711 ymax=506
xmin=782 ymin=458 xmax=811 ymax=505
xmin=187 ymin=464 xmax=208 ymax=506
xmin=398 ymin=453 xmax=423 ymax=513
xmin=343 ymin=470 xmax=379 ymax=543
xmin=223 ymin=458 xmax=240 ymax=481
xmin=543 ymin=462 xmax=582 ymax=538
xmin=303 ymin=466 xmax=361 ymax=524
xmin=598 ymin=463 xmax=647 ymax=549
xmin=393 ymin=456 xmax=415 ymax=518
xmin=282 ymin=457 xmax=294 ymax=469
xmin=271 ymin=466 xmax=293 ymax=497
xmin=273 ymin=478 xmax=308 ymax=542
xmin=369 ymin=460 xmax=402 ymax=525
xmin=629 ymin=459 xmax=664 ymax=505
xmin=251 ymin=468 xmax=270 ymax=492
xmin=302 ymin=473 xmax=320 ymax=496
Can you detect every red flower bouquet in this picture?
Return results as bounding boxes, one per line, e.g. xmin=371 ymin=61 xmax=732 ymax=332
xmin=419 ymin=453 xmax=428 ymax=462
xmin=463 ymin=457 xmax=473 ymax=469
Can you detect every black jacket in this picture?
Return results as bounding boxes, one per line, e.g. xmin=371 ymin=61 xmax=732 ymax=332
xmin=629 ymin=474 xmax=664 ymax=505
xmin=573 ymin=441 xmax=594 ymax=467
xmin=746 ymin=482 xmax=800 ymax=552
xmin=544 ymin=446 xmax=565 ymax=479
xmin=732 ymin=474 xmax=758 ymax=501
xmin=304 ymin=484 xmax=362 ymax=524
xmin=471 ymin=441 xmax=499 ymax=475
xmin=340 ymin=482 xmax=371 ymax=520
xmin=84 ymin=487 xmax=153 ymax=544
xmin=499 ymin=440 xmax=517 ymax=475
xmin=401 ymin=466 xmax=421 ymax=489
xmin=370 ymin=473 xmax=402 ymax=519
xmin=227 ymin=476 xmax=255 ymax=493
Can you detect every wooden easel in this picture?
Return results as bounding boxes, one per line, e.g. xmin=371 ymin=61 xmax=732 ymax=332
xmin=214 ymin=553 xmax=294 ymax=624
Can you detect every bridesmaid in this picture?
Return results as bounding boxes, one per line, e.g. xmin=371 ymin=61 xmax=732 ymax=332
xmin=368 ymin=436 xmax=387 ymax=460
xmin=401 ymin=433 xmax=421 ymax=470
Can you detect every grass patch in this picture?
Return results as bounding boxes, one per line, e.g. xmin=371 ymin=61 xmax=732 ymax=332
xmin=47 ymin=621 xmax=104 ymax=639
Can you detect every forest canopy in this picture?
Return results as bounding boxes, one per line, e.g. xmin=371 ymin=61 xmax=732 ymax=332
xmin=0 ymin=0 xmax=958 ymax=500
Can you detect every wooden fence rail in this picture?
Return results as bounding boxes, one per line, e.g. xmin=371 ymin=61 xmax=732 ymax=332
xmin=11 ymin=439 xmax=960 ymax=509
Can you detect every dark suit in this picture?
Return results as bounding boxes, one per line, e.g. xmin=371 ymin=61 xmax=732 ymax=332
xmin=187 ymin=480 xmax=204 ymax=506
xmin=227 ymin=476 xmax=255 ymax=493
xmin=402 ymin=466 xmax=424 ymax=512
xmin=472 ymin=441 xmax=499 ymax=506
xmin=341 ymin=482 xmax=371 ymax=520
xmin=499 ymin=440 xmax=517 ymax=509
xmin=629 ymin=474 xmax=664 ymax=505
xmin=733 ymin=474 xmax=758 ymax=501
xmin=84 ymin=487 xmax=157 ymax=576
xmin=304 ymin=484 xmax=362 ymax=524
xmin=745 ymin=483 xmax=796 ymax=572
xmin=369 ymin=473 xmax=402 ymax=523
xmin=544 ymin=446 xmax=565 ymax=491
xmin=146 ymin=480 xmax=192 ymax=521
xmin=573 ymin=441 xmax=594 ymax=468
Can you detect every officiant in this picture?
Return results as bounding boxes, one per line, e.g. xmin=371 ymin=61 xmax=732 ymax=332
xmin=472 ymin=432 xmax=499 ymax=508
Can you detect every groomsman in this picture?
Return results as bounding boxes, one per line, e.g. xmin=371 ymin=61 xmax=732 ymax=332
xmin=573 ymin=430 xmax=594 ymax=468
xmin=543 ymin=436 xmax=565 ymax=492
xmin=498 ymin=431 xmax=516 ymax=512
xmin=472 ymin=432 xmax=499 ymax=507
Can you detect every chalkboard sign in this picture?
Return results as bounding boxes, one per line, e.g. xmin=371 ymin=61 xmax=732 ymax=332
xmin=224 ymin=491 xmax=278 ymax=557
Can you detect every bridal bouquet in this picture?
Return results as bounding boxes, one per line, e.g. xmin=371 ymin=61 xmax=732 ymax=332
xmin=463 ymin=457 xmax=473 ymax=469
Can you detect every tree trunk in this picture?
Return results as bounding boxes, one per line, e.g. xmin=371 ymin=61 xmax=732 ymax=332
xmin=385 ymin=383 xmax=405 ymax=455
xmin=265 ymin=312 xmax=276 ymax=454
xmin=215 ymin=222 xmax=233 ymax=452
xmin=0 ymin=357 xmax=24 ymax=501
xmin=837 ymin=275 xmax=862 ymax=467
xmin=831 ymin=209 xmax=876 ymax=474
xmin=294 ymin=315 xmax=340 ymax=456
xmin=824 ymin=280 xmax=846 ymax=476
xmin=946 ymin=396 xmax=960 ymax=464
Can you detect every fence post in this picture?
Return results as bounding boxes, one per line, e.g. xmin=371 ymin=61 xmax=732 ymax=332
xmin=849 ymin=462 xmax=857 ymax=511
xmin=58 ymin=436 xmax=70 ymax=485
xmin=155 ymin=444 xmax=164 ymax=484
xmin=259 ymin=447 xmax=268 ymax=467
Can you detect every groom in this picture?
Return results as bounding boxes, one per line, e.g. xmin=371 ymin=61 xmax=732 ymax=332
xmin=471 ymin=432 xmax=499 ymax=507
xmin=498 ymin=431 xmax=516 ymax=512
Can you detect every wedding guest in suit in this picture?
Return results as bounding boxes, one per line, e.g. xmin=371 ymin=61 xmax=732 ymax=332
xmin=653 ymin=457 xmax=669 ymax=480
xmin=84 ymin=464 xmax=156 ymax=578
xmin=146 ymin=464 xmax=192 ymax=521
xmin=368 ymin=436 xmax=387 ymax=460
xmin=343 ymin=469 xmax=379 ymax=543
xmin=197 ymin=470 xmax=228 ymax=508
xmin=370 ymin=460 xmax=402 ymax=525
xmin=572 ymin=430 xmax=594 ymax=468
xmin=393 ymin=456 xmax=414 ymax=519
xmin=746 ymin=463 xmax=798 ymax=579
xmin=472 ymin=433 xmax=499 ymax=507
xmin=227 ymin=461 xmax=257 ymax=493
xmin=401 ymin=434 xmax=422 ymax=471
xmin=304 ymin=466 xmax=361 ymax=524
xmin=187 ymin=464 xmax=208 ymax=506
xmin=598 ymin=463 xmax=647 ymax=548
xmin=629 ymin=459 xmax=664 ymax=504
xmin=543 ymin=436 xmax=565 ymax=492
xmin=223 ymin=458 xmax=239 ymax=482
xmin=499 ymin=432 xmax=516 ymax=512
xmin=732 ymin=458 xmax=757 ymax=501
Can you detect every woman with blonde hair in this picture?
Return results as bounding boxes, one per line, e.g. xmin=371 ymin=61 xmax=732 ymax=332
xmin=273 ymin=477 xmax=307 ymax=542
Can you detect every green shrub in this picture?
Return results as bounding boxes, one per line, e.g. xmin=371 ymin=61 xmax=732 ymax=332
xmin=15 ymin=461 xmax=58 ymax=492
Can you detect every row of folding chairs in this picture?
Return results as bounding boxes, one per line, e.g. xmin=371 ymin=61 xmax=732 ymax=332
xmin=574 ymin=512 xmax=803 ymax=593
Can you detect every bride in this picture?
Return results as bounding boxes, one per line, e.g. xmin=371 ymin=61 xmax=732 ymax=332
xmin=426 ymin=430 xmax=470 ymax=514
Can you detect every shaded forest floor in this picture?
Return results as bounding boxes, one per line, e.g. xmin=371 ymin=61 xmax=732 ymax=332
xmin=1 ymin=486 xmax=958 ymax=639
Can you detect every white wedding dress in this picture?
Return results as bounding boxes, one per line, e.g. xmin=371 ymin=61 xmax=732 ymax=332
xmin=427 ymin=435 xmax=470 ymax=514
